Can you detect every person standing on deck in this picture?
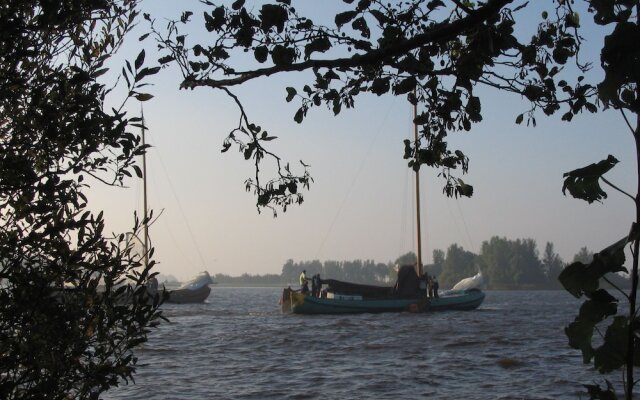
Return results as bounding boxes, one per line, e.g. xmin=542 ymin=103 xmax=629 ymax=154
xmin=310 ymin=274 xmax=318 ymax=297
xmin=299 ymin=270 xmax=309 ymax=294
xmin=433 ymin=276 xmax=439 ymax=298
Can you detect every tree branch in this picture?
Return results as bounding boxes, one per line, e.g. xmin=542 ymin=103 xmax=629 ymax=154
xmin=180 ymin=0 xmax=513 ymax=90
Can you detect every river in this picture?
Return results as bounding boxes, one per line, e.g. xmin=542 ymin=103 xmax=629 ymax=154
xmin=105 ymin=288 xmax=613 ymax=399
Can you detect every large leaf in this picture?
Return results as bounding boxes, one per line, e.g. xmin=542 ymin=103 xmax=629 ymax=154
xmin=565 ymin=320 xmax=595 ymax=363
xmin=335 ymin=11 xmax=357 ymax=27
xmin=584 ymin=381 xmax=618 ymax=400
xmin=259 ymin=4 xmax=288 ymax=33
xmin=594 ymin=316 xmax=628 ymax=373
xmin=559 ymin=236 xmax=628 ymax=298
xmin=304 ymin=36 xmax=331 ymax=59
xmin=559 ymin=262 xmax=599 ymax=298
xmin=562 ymin=155 xmax=619 ymax=203
xmin=577 ymin=290 xmax=618 ymax=325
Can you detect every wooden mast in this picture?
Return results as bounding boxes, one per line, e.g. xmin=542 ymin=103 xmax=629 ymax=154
xmin=413 ymin=93 xmax=423 ymax=277
xmin=141 ymin=107 xmax=149 ymax=269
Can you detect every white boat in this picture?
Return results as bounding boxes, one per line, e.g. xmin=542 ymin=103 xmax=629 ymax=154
xmin=139 ymin=111 xmax=213 ymax=304
xmin=451 ymin=272 xmax=484 ymax=291
xmin=165 ymin=271 xmax=213 ymax=304
xmin=281 ymin=93 xmax=485 ymax=314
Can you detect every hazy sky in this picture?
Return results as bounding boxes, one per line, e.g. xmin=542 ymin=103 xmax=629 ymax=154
xmin=88 ymin=1 xmax=637 ymax=281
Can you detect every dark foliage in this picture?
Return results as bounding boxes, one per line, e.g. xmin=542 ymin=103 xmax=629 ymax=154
xmin=558 ymin=1 xmax=640 ymax=398
xmin=148 ymin=0 xmax=596 ymax=214
xmin=0 ymin=1 xmax=162 ymax=399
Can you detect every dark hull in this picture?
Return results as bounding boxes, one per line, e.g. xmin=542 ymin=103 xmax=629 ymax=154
xmin=282 ymin=288 xmax=485 ymax=315
xmin=166 ymin=285 xmax=211 ymax=304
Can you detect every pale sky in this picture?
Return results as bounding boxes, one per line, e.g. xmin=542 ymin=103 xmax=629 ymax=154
xmin=88 ymin=1 xmax=636 ymax=281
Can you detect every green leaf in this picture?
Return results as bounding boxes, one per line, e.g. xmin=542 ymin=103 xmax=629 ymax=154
xmin=304 ymin=36 xmax=331 ymax=59
xmin=293 ymin=108 xmax=304 ymax=123
xmin=135 ymin=93 xmax=154 ymax=102
xmin=565 ymin=320 xmax=595 ymax=363
xmin=515 ymin=113 xmax=524 ymax=124
xmin=413 ymin=113 xmax=430 ymax=125
xmin=259 ymin=4 xmax=288 ymax=33
xmin=271 ymin=45 xmax=296 ymax=66
xmin=332 ymin=98 xmax=341 ymax=115
xmin=232 ymin=0 xmax=245 ymax=10
xmin=254 ymin=46 xmax=268 ymax=63
xmin=393 ymin=76 xmax=416 ymax=95
xmin=559 ymin=236 xmax=628 ymax=298
xmin=335 ymin=11 xmax=357 ymax=28
xmin=584 ymin=381 xmax=618 ymax=400
xmin=562 ymin=155 xmax=619 ymax=204
xmin=559 ymin=262 xmax=599 ymax=298
xmin=285 ymin=87 xmax=296 ymax=102
xmin=578 ymin=290 xmax=617 ymax=325
xmin=135 ymin=50 xmax=145 ymax=70
xmin=370 ymin=77 xmax=390 ymax=96
xmin=594 ymin=316 xmax=628 ymax=373
xmin=351 ymin=17 xmax=370 ymax=38
xmin=456 ymin=180 xmax=473 ymax=197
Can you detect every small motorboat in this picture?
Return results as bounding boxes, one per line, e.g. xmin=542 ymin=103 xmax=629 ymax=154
xmin=165 ymin=271 xmax=213 ymax=304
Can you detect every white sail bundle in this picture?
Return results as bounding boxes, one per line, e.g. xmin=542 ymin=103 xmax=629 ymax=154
xmin=178 ymin=271 xmax=214 ymax=290
xmin=451 ymin=272 xmax=484 ymax=291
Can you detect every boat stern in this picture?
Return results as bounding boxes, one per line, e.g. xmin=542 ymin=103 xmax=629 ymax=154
xmin=280 ymin=287 xmax=306 ymax=313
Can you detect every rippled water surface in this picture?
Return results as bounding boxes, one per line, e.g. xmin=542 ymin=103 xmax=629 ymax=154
xmin=105 ymin=288 xmax=607 ymax=399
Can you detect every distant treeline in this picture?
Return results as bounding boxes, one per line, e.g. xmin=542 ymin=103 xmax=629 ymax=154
xmin=212 ymin=236 xmax=631 ymax=290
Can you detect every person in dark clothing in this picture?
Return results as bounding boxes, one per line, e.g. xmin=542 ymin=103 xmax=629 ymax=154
xmin=433 ymin=276 xmax=439 ymax=298
xmin=310 ymin=274 xmax=318 ymax=297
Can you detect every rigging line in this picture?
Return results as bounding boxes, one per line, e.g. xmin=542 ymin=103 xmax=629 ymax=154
xmin=145 ymin=134 xmax=209 ymax=269
xmin=398 ymin=163 xmax=410 ymax=256
xmin=144 ymin=148 xmax=200 ymax=269
xmin=455 ymin=198 xmax=476 ymax=253
xmin=444 ymin=198 xmax=465 ymax=247
xmin=443 ymin=196 xmax=475 ymax=254
xmin=315 ymin=97 xmax=398 ymax=259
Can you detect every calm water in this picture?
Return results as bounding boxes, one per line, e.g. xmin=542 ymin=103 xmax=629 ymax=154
xmin=105 ymin=288 xmax=613 ymax=399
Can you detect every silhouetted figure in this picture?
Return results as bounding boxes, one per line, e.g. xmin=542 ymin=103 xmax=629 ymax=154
xmin=311 ymin=274 xmax=318 ymax=297
xmin=299 ymin=270 xmax=307 ymax=288
xmin=147 ymin=277 xmax=158 ymax=296
xmin=433 ymin=276 xmax=439 ymax=298
xmin=427 ymin=276 xmax=434 ymax=298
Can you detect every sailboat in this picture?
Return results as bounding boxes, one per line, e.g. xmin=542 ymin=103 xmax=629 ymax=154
xmin=139 ymin=109 xmax=212 ymax=304
xmin=280 ymin=100 xmax=485 ymax=314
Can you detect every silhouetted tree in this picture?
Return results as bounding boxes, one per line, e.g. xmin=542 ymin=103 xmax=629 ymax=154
xmin=439 ymin=244 xmax=477 ymax=288
xmin=0 ymin=1 xmax=162 ymax=399
xmin=542 ymin=242 xmax=564 ymax=288
xmin=572 ymin=246 xmax=594 ymax=264
xmin=149 ymin=1 xmax=593 ymax=213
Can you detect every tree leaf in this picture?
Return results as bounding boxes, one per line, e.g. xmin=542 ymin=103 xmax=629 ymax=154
xmin=285 ymin=87 xmax=297 ymax=102
xmin=594 ymin=316 xmax=628 ymax=373
xmin=232 ymin=0 xmax=245 ymax=10
xmin=254 ymin=46 xmax=268 ymax=63
xmin=335 ymin=11 xmax=357 ymax=28
xmin=135 ymin=49 xmax=145 ymax=70
xmin=135 ymin=93 xmax=154 ymax=101
xmin=562 ymin=155 xmax=619 ymax=204
xmin=260 ymin=4 xmax=289 ymax=33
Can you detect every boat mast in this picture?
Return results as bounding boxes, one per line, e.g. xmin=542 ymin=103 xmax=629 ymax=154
xmin=413 ymin=92 xmax=423 ymax=277
xmin=141 ymin=107 xmax=149 ymax=269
